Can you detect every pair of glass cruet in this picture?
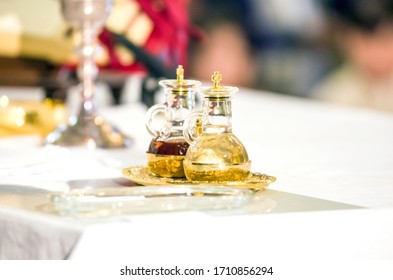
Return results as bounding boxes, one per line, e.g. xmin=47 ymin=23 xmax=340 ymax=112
xmin=145 ymin=66 xmax=250 ymax=182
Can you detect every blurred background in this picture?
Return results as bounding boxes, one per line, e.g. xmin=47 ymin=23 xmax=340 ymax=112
xmin=188 ymin=0 xmax=393 ymax=114
xmin=1 ymin=0 xmax=393 ymax=118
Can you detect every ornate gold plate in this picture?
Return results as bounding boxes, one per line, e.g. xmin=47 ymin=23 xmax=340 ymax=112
xmin=122 ymin=166 xmax=276 ymax=191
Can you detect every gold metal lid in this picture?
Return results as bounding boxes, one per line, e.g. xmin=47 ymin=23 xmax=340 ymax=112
xmin=159 ymin=65 xmax=201 ymax=94
xmin=201 ymin=71 xmax=239 ymax=97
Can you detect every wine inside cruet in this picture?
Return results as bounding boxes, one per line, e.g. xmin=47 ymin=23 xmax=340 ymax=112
xmin=145 ymin=65 xmax=201 ymax=178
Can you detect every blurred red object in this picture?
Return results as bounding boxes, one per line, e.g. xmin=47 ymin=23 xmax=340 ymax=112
xmin=64 ymin=0 xmax=202 ymax=77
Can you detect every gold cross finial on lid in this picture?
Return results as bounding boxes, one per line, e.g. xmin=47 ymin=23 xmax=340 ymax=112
xmin=212 ymin=71 xmax=222 ymax=89
xmin=176 ymin=65 xmax=184 ymax=83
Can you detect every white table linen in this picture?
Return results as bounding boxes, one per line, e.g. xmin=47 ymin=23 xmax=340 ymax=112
xmin=1 ymin=88 xmax=393 ymax=260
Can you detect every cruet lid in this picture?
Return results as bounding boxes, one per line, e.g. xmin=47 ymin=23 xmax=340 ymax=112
xmin=159 ymin=65 xmax=201 ymax=94
xmin=201 ymin=71 xmax=239 ymax=97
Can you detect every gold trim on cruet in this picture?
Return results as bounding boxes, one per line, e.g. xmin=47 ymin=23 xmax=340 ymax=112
xmin=176 ymin=65 xmax=184 ymax=84
xmin=212 ymin=71 xmax=222 ymax=89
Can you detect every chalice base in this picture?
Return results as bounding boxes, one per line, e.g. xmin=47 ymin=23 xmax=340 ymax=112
xmin=44 ymin=114 xmax=133 ymax=149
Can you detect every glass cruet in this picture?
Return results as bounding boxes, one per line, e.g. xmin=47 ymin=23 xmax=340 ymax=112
xmin=145 ymin=65 xmax=201 ymax=178
xmin=183 ymin=71 xmax=250 ymax=182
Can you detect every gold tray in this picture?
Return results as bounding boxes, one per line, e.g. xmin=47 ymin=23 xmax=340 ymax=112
xmin=122 ymin=166 xmax=276 ymax=191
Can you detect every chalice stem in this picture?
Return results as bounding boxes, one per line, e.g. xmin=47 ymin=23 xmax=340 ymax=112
xmin=78 ymin=26 xmax=98 ymax=117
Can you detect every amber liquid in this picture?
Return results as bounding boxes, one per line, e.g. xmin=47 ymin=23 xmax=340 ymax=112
xmin=148 ymin=139 xmax=189 ymax=156
xmin=184 ymin=162 xmax=251 ymax=182
xmin=182 ymin=132 xmax=251 ymax=182
xmin=147 ymin=139 xmax=189 ymax=178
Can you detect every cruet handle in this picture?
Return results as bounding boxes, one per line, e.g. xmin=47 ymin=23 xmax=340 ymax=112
xmin=183 ymin=110 xmax=204 ymax=144
xmin=145 ymin=104 xmax=170 ymax=138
